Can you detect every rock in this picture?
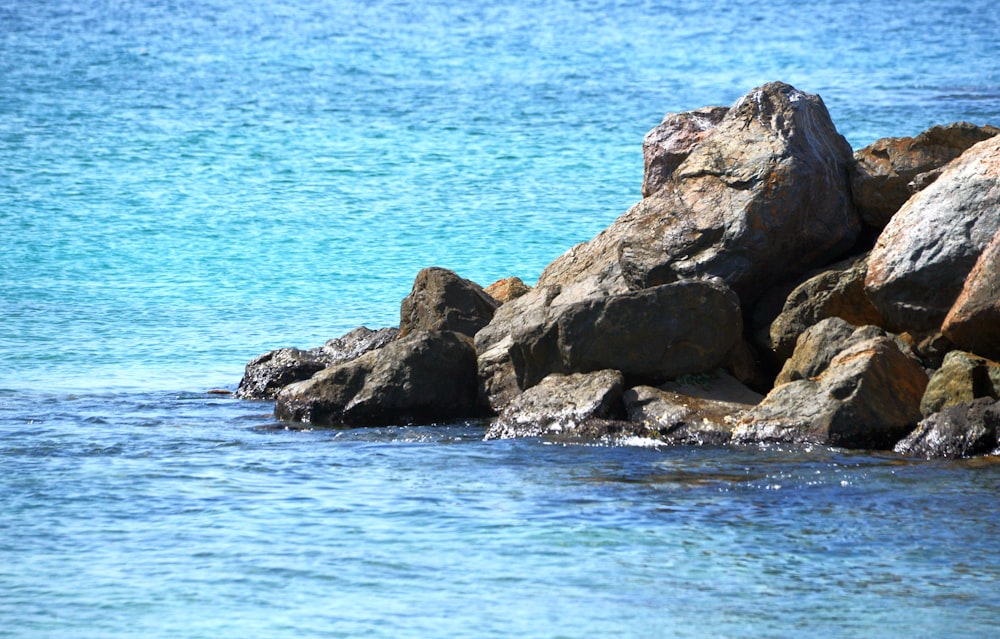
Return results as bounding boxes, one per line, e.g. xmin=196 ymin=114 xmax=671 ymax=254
xmin=399 ymin=267 xmax=499 ymax=338
xmin=484 ymin=276 xmax=532 ymax=304
xmin=539 ymin=82 xmax=860 ymax=308
xmin=865 ymin=135 xmax=1000 ymax=332
xmin=895 ymin=398 xmax=1000 ymax=459
xmin=274 ymin=331 xmax=479 ymax=427
xmin=623 ymin=371 xmax=763 ymax=446
xmin=920 ymin=350 xmax=1000 ymax=417
xmin=733 ymin=335 xmax=928 ymax=449
xmin=850 ymin=122 xmax=1000 ymax=229
xmin=942 ymin=228 xmax=1000 ymax=360
xmin=484 ymin=369 xmax=625 ymax=439
xmin=475 ymin=278 xmax=743 ymax=412
xmin=774 ymin=318 xmax=900 ymax=386
xmin=235 ymin=326 xmax=399 ymax=400
xmin=641 ymin=105 xmax=728 ymax=197
xmin=768 ymin=254 xmax=884 ymax=360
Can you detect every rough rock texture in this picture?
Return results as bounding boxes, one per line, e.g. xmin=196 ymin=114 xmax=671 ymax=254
xmin=942 ymin=228 xmax=1000 ymax=360
xmin=769 ymin=254 xmax=884 ymax=360
xmin=484 ymin=276 xmax=532 ymax=304
xmin=850 ymin=122 xmax=1000 ymax=229
xmin=895 ymin=398 xmax=1000 ymax=459
xmin=865 ymin=135 xmax=1000 ymax=332
xmin=623 ymin=371 xmax=763 ymax=445
xmin=484 ymin=369 xmax=625 ymax=439
xmin=641 ymin=105 xmax=728 ymax=197
xmin=920 ymin=350 xmax=1000 ymax=417
xmin=539 ymin=82 xmax=859 ymax=307
xmin=475 ymin=278 xmax=743 ymax=412
xmin=274 ymin=331 xmax=479 ymax=427
xmin=236 ymin=326 xmax=399 ymax=400
xmin=774 ymin=318 xmax=900 ymax=386
xmin=399 ymin=267 xmax=499 ymax=338
xmin=733 ymin=336 xmax=928 ymax=449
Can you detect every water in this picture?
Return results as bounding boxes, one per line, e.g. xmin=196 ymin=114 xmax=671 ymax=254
xmin=2 ymin=0 xmax=999 ymax=636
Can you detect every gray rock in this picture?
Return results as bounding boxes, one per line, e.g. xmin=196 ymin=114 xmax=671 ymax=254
xmin=274 ymin=330 xmax=479 ymax=427
xmin=865 ymin=135 xmax=1000 ymax=332
xmin=399 ymin=267 xmax=499 ymax=338
xmin=642 ymin=105 xmax=728 ymax=197
xmin=774 ymin=318 xmax=898 ymax=386
xmin=485 ymin=369 xmax=625 ymax=439
xmin=895 ymin=398 xmax=1000 ymax=459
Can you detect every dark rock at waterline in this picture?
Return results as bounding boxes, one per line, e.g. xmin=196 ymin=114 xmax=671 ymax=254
xmin=920 ymin=350 xmax=1000 ymax=417
xmin=734 ymin=334 xmax=928 ymax=449
xmin=235 ymin=326 xmax=398 ymax=400
xmin=865 ymin=135 xmax=1000 ymax=333
xmin=538 ymin=81 xmax=860 ymax=308
xmin=895 ymin=398 xmax=1000 ymax=459
xmin=641 ymin=105 xmax=728 ymax=198
xmin=274 ymin=330 xmax=479 ymax=427
xmin=399 ymin=267 xmax=499 ymax=339
xmin=942 ymin=228 xmax=1000 ymax=361
xmin=484 ymin=369 xmax=625 ymax=440
xmin=850 ymin=122 xmax=1000 ymax=230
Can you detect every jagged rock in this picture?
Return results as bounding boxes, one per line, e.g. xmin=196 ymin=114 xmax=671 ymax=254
xmin=769 ymin=254 xmax=884 ymax=360
xmin=475 ymin=278 xmax=743 ymax=412
xmin=865 ymin=135 xmax=1000 ymax=332
xmin=235 ymin=326 xmax=399 ymax=399
xmin=539 ymin=82 xmax=859 ymax=308
xmin=942 ymin=228 xmax=1000 ymax=360
xmin=399 ymin=267 xmax=499 ymax=338
xmin=895 ymin=398 xmax=1000 ymax=459
xmin=484 ymin=369 xmax=624 ymax=439
xmin=920 ymin=350 xmax=1000 ymax=417
xmin=774 ymin=318 xmax=901 ymax=386
xmin=733 ymin=335 xmax=928 ymax=449
xmin=641 ymin=105 xmax=728 ymax=197
xmin=623 ymin=371 xmax=763 ymax=446
xmin=274 ymin=331 xmax=479 ymax=427
xmin=850 ymin=122 xmax=1000 ymax=229
xmin=484 ymin=276 xmax=532 ymax=304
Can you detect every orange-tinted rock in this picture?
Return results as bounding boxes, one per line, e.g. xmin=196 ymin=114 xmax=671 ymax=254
xmin=942 ymin=228 xmax=1000 ymax=360
xmin=484 ymin=276 xmax=532 ymax=304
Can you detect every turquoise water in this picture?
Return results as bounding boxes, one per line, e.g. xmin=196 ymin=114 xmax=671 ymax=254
xmin=2 ymin=1 xmax=999 ymax=636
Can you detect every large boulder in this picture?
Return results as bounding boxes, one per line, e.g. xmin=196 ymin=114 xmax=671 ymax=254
xmin=399 ymin=267 xmax=499 ymax=338
xmin=768 ymin=254 xmax=884 ymax=360
xmin=774 ymin=318 xmax=901 ymax=386
xmin=475 ymin=278 xmax=743 ymax=412
xmin=895 ymin=398 xmax=1000 ymax=459
xmin=920 ymin=350 xmax=1000 ymax=417
xmin=484 ymin=369 xmax=625 ymax=440
xmin=641 ymin=105 xmax=728 ymax=197
xmin=850 ymin=122 xmax=1000 ymax=229
xmin=733 ymin=335 xmax=928 ymax=449
xmin=942 ymin=228 xmax=1000 ymax=360
xmin=235 ymin=326 xmax=399 ymax=399
xmin=274 ymin=330 xmax=479 ymax=427
xmin=865 ymin=135 xmax=1000 ymax=332
xmin=539 ymin=81 xmax=860 ymax=307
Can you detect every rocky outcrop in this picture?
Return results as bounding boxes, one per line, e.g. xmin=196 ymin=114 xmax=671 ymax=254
xmin=920 ymin=350 xmax=1000 ymax=417
xmin=274 ymin=331 xmax=479 ymax=427
xmin=475 ymin=278 xmax=742 ymax=411
xmin=774 ymin=318 xmax=901 ymax=386
xmin=941 ymin=228 xmax=1000 ymax=360
xmin=484 ymin=276 xmax=532 ymax=304
xmin=850 ymin=122 xmax=999 ymax=229
xmin=895 ymin=398 xmax=1000 ymax=459
xmin=733 ymin=335 xmax=928 ymax=449
xmin=768 ymin=255 xmax=884 ymax=360
xmin=485 ymin=369 xmax=624 ymax=439
xmin=641 ymin=106 xmax=728 ymax=197
xmin=540 ymin=82 xmax=859 ymax=308
xmin=865 ymin=135 xmax=1000 ymax=332
xmin=236 ymin=326 xmax=399 ymax=399
xmin=399 ymin=267 xmax=499 ymax=338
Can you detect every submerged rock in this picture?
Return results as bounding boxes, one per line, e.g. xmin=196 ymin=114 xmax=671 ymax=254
xmin=399 ymin=267 xmax=499 ymax=338
xmin=895 ymin=398 xmax=1000 ymax=459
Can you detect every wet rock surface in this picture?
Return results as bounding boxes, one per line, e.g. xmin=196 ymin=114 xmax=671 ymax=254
xmin=895 ymin=398 xmax=1000 ymax=459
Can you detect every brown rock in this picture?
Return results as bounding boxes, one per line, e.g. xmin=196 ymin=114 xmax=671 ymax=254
xmin=774 ymin=318 xmax=900 ymax=386
xmin=920 ymin=350 xmax=1000 ymax=417
xmin=895 ymin=398 xmax=1000 ymax=459
xmin=850 ymin=122 xmax=999 ymax=229
xmin=865 ymin=135 xmax=1000 ymax=332
xmin=641 ymin=106 xmax=728 ymax=197
xmin=399 ymin=267 xmax=499 ymax=338
xmin=484 ymin=276 xmax=532 ymax=304
xmin=942 ymin=228 xmax=1000 ymax=360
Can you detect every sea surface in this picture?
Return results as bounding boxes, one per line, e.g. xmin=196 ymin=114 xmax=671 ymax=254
xmin=2 ymin=0 xmax=999 ymax=636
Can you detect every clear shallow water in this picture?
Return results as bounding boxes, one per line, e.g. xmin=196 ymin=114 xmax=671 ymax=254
xmin=2 ymin=0 xmax=1000 ymax=636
